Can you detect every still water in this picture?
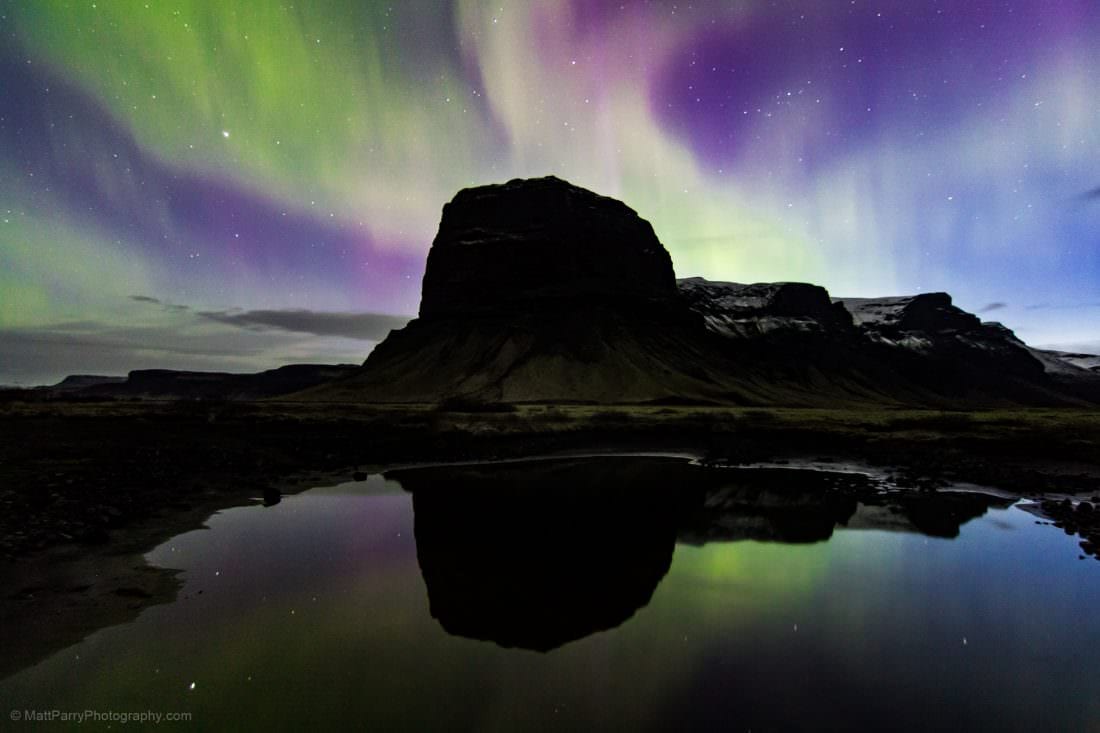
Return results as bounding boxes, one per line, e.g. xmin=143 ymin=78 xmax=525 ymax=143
xmin=2 ymin=457 xmax=1099 ymax=731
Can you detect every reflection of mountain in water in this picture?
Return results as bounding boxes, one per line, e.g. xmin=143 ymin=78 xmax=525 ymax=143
xmin=395 ymin=459 xmax=688 ymax=652
xmin=386 ymin=458 xmax=1012 ymax=651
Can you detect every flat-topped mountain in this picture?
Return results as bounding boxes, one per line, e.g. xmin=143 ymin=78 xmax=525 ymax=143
xmin=50 ymin=375 xmax=127 ymax=392
xmin=11 ymin=364 xmax=359 ymax=401
xmin=301 ymin=176 xmax=1098 ymax=406
xmin=420 ymin=176 xmax=677 ymax=317
xmin=317 ymin=177 xmax=733 ymax=404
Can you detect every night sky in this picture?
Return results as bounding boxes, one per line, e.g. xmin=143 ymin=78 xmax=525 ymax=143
xmin=1 ymin=1 xmax=1098 ymax=384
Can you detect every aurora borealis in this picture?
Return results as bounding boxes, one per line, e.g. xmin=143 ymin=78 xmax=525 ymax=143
xmin=1 ymin=0 xmax=1098 ymax=384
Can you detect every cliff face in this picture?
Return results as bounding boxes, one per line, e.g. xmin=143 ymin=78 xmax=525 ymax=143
xmin=419 ymin=176 xmax=676 ymax=318
xmin=832 ymin=294 xmax=1050 ymax=391
xmin=680 ymin=282 xmax=1078 ymax=404
xmin=678 ymin=277 xmax=854 ymax=340
xmin=338 ymin=177 xmax=734 ymax=404
xmin=839 ymin=293 xmax=977 ymax=332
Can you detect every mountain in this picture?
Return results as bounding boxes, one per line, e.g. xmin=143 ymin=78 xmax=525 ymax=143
xmin=306 ymin=176 xmax=1098 ymax=406
xmin=49 ymin=375 xmax=127 ymax=391
xmin=1029 ymin=349 xmax=1100 ymax=375
xmin=16 ymin=364 xmax=359 ymax=401
xmin=833 ymin=294 xmax=1100 ymax=403
xmin=310 ymin=176 xmax=743 ymax=404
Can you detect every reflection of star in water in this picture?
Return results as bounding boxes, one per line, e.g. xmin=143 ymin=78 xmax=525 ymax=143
xmin=221 ymin=130 xmax=230 ymax=138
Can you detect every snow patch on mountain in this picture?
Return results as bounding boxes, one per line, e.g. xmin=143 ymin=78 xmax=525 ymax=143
xmin=1030 ymin=349 xmax=1100 ymax=375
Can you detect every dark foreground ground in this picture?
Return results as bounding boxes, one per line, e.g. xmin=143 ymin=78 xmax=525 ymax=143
xmin=2 ymin=399 xmax=1100 ymax=678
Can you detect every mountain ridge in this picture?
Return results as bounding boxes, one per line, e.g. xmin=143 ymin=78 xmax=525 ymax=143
xmin=304 ymin=176 xmax=1097 ymax=406
xmin=17 ymin=177 xmax=1099 ymax=406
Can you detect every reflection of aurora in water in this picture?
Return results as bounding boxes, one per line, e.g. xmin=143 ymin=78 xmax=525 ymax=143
xmin=397 ymin=457 xmax=1011 ymax=651
xmin=1 ymin=458 xmax=1098 ymax=730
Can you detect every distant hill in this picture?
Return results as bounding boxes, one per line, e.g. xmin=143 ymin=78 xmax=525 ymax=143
xmin=50 ymin=375 xmax=127 ymax=391
xmin=303 ymin=176 xmax=1099 ymax=407
xmin=9 ymin=364 xmax=358 ymax=402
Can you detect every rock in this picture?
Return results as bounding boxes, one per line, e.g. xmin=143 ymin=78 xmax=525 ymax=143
xmin=113 ymin=587 xmax=153 ymax=599
xmin=332 ymin=178 xmax=732 ymax=404
xmin=419 ymin=176 xmax=676 ymax=318
xmin=678 ymin=278 xmax=854 ymax=339
xmin=835 ymin=295 xmax=1047 ymax=383
xmin=79 ymin=526 xmax=109 ymax=544
xmin=838 ymin=293 xmax=978 ymax=332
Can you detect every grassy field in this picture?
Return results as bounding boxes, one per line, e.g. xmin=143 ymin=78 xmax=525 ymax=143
xmin=2 ymin=399 xmax=1099 ymax=560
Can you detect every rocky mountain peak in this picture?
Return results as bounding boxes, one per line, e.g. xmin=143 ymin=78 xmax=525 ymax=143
xmin=835 ymin=293 xmax=980 ymax=333
xmin=678 ymin=278 xmax=853 ymax=338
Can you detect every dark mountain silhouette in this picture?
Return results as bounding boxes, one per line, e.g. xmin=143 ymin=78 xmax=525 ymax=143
xmin=49 ymin=375 xmax=127 ymax=391
xmin=310 ymin=176 xmax=740 ymax=404
xmin=307 ymin=176 xmax=1099 ymax=406
xmin=29 ymin=364 xmax=359 ymax=401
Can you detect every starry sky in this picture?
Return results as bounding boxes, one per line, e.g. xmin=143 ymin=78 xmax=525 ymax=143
xmin=1 ymin=0 xmax=1098 ymax=384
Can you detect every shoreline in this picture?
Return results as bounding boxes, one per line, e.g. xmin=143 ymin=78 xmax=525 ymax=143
xmin=0 ymin=465 xmax=356 ymax=681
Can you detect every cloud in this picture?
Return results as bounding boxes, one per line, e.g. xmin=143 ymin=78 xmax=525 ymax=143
xmin=129 ymin=294 xmax=189 ymax=312
xmin=130 ymin=295 xmax=408 ymax=340
xmin=123 ymin=296 xmax=406 ymax=351
xmin=197 ymin=309 xmax=411 ymax=340
xmin=1026 ymin=302 xmax=1100 ymax=310
xmin=979 ymin=302 xmax=1007 ymax=313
